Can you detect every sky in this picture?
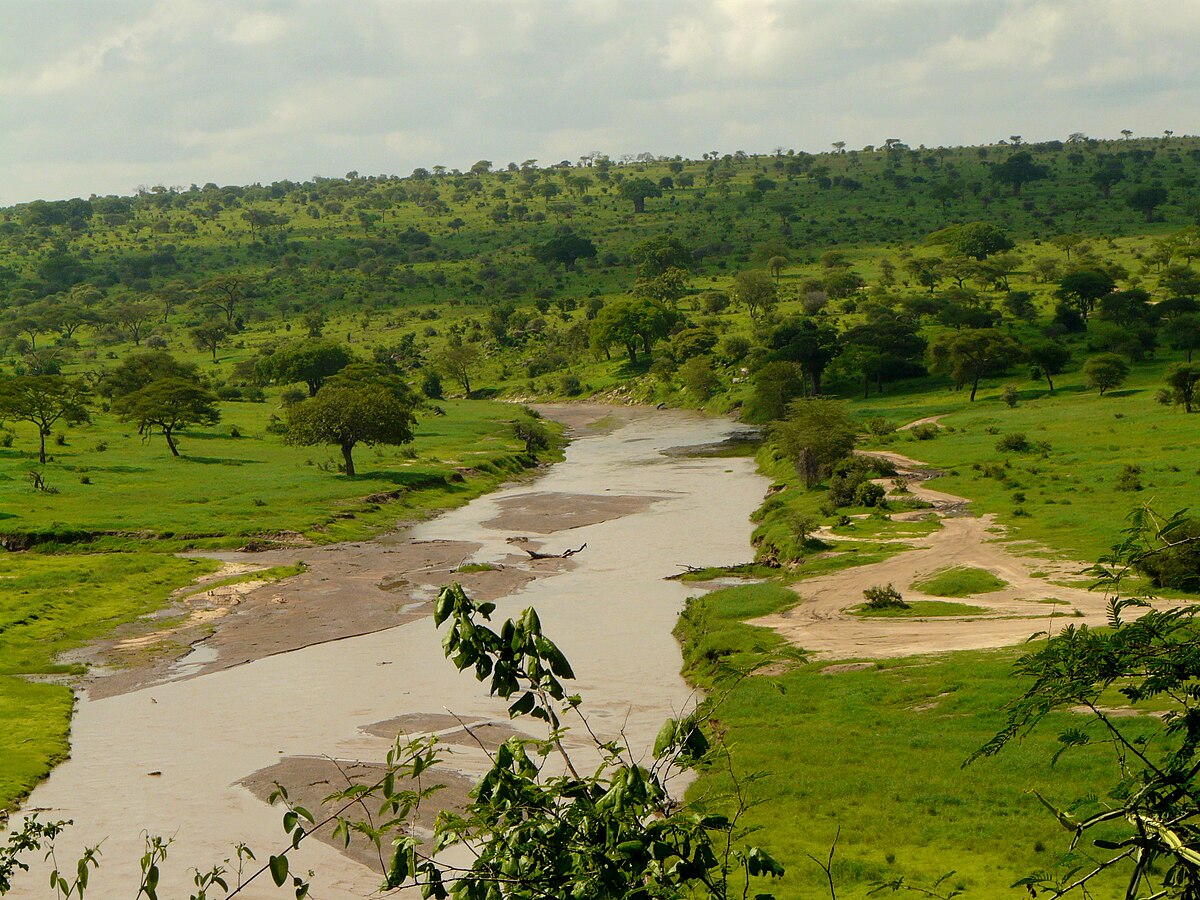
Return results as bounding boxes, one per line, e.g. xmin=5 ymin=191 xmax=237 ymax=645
xmin=2 ymin=0 xmax=1199 ymax=205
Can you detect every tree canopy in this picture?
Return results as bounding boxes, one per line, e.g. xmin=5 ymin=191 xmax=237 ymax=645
xmin=111 ymin=377 xmax=220 ymax=457
xmin=284 ymin=376 xmax=416 ymax=476
xmin=257 ymin=341 xmax=354 ymax=397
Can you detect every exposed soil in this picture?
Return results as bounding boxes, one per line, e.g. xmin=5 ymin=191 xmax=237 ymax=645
xmin=754 ymin=444 xmax=1119 ymax=661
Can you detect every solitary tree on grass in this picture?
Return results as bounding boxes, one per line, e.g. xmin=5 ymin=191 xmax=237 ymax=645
xmin=927 ymin=329 xmax=1022 ymax=401
xmin=1165 ymin=363 xmax=1200 ymax=412
xmin=112 ymin=378 xmax=220 ymax=457
xmin=284 ymin=377 xmax=416 ymax=476
xmin=190 ymin=321 xmax=230 ymax=363
xmin=0 ymin=375 xmax=90 ymax=464
xmin=1083 ymin=353 xmax=1130 ymax=395
xmin=1026 ymin=340 xmax=1072 ymax=393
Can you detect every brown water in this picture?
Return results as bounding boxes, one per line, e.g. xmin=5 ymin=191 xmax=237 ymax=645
xmin=12 ymin=407 xmax=767 ymax=898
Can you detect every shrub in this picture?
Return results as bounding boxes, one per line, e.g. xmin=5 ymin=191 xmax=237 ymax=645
xmin=280 ymin=388 xmax=307 ymax=407
xmin=995 ymin=432 xmax=1031 ymax=452
xmin=863 ymin=584 xmax=908 ymax=610
xmin=1115 ymin=464 xmax=1143 ymax=492
xmin=853 ymin=481 xmax=887 ymax=508
xmin=910 ymin=423 xmax=938 ymax=440
xmin=558 ymin=374 xmax=583 ymax=396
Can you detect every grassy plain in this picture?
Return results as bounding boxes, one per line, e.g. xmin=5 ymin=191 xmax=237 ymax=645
xmin=677 ymin=583 xmax=1146 ymax=899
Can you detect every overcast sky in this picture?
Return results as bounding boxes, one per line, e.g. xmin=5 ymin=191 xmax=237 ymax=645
xmin=2 ymin=0 xmax=1198 ymax=205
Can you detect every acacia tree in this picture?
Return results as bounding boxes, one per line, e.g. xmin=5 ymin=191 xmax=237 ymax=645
xmin=0 ymin=375 xmax=90 ymax=464
xmin=257 ymin=341 xmax=353 ymax=396
xmin=1027 ymin=340 xmax=1071 ymax=393
xmin=927 ymin=329 xmax=1022 ymax=401
xmin=190 ymin=321 xmax=230 ymax=362
xmin=285 ymin=378 xmax=416 ymax=476
xmin=112 ymin=378 xmax=220 ymax=456
xmin=1083 ymin=353 xmax=1130 ymax=394
xmin=435 ymin=342 xmax=481 ymax=396
xmin=733 ymin=270 xmax=777 ymax=321
xmin=1056 ymin=269 xmax=1117 ymax=321
xmin=1166 ymin=362 xmax=1200 ymax=412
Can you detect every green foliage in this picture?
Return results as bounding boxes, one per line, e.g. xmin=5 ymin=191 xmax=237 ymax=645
xmin=284 ymin=377 xmax=416 ymax=476
xmin=771 ymin=398 xmax=858 ymax=488
xmin=862 ymin=583 xmax=907 ymax=610
xmin=1082 ymin=353 xmax=1130 ymax=394
xmin=972 ymin=506 xmax=1200 ymax=898
xmin=111 ymin=377 xmax=220 ymax=457
xmin=256 ymin=341 xmax=353 ymax=397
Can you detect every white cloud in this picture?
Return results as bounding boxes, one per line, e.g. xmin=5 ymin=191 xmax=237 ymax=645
xmin=1 ymin=0 xmax=1199 ymax=203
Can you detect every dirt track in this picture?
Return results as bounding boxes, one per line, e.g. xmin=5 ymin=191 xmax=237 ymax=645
xmin=753 ymin=446 xmax=1116 ymax=660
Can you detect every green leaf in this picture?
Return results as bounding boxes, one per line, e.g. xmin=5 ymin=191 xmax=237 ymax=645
xmin=269 ymin=855 xmax=289 ymax=887
xmin=384 ymin=843 xmax=410 ymax=889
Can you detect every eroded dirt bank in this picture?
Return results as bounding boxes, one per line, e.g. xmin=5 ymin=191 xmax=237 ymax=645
xmin=13 ymin=405 xmax=768 ymax=899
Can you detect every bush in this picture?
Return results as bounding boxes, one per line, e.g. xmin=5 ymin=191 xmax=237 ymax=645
xmin=909 ymin=423 xmax=938 ymax=441
xmin=1115 ymin=464 xmax=1143 ymax=492
xmin=1135 ymin=518 xmax=1200 ymax=591
xmin=995 ymin=432 xmax=1031 ymax=453
xmin=558 ymin=374 xmax=583 ymax=396
xmin=853 ymin=481 xmax=887 ymax=508
xmin=866 ymin=417 xmax=896 ymax=436
xmin=863 ymin=583 xmax=908 ymax=610
xmin=421 ymin=370 xmax=444 ymax=400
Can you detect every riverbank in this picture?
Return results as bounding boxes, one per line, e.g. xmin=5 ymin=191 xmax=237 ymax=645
xmin=673 ymin=440 xmax=1169 ymax=898
xmin=8 ymin=405 xmax=768 ymax=899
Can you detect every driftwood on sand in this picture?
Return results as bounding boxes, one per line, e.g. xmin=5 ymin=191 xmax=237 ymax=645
xmin=523 ymin=543 xmax=587 ymax=560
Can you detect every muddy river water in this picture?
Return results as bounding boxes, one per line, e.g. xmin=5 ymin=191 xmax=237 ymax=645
xmin=13 ymin=405 xmax=767 ymax=899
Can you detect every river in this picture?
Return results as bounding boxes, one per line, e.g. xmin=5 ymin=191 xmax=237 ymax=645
xmin=11 ymin=405 xmax=767 ymax=899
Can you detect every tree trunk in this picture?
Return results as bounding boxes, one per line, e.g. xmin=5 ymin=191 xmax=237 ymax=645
xmin=38 ymin=427 xmax=47 ymax=465
xmin=1046 ymin=373 xmax=1055 ymax=393
xmin=969 ymin=373 xmax=980 ymax=401
xmin=164 ymin=427 xmax=180 ymax=456
xmin=811 ymin=369 xmax=823 ymax=396
xmin=863 ymin=372 xmax=870 ymax=399
xmin=632 ymin=197 xmax=645 ymax=214
xmin=341 ymin=442 xmax=356 ymax=477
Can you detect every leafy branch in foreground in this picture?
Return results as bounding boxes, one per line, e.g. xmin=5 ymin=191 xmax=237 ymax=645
xmin=970 ymin=504 xmax=1200 ymax=899
xmin=2 ymin=583 xmax=784 ymax=899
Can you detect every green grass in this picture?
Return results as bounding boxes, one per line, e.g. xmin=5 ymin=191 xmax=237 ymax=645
xmin=852 ymin=599 xmax=990 ymax=617
xmin=0 ymin=552 xmax=219 ymax=813
xmin=0 ymin=399 xmax=557 ymax=549
xmin=912 ymin=567 xmax=1009 ymax=598
xmin=677 ymin=583 xmax=1147 ymax=898
xmin=455 ymin=562 xmax=498 ymax=573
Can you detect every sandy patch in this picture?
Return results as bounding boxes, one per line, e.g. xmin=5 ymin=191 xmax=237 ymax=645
xmin=754 ymin=447 xmax=1133 ymax=661
xmin=239 ymin=757 xmax=475 ymax=872
xmin=77 ymin=539 xmax=543 ymax=699
xmin=482 ymin=491 xmax=657 ymax=533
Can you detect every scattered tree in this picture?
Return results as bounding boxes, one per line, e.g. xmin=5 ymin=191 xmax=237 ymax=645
xmin=0 ymin=375 xmax=90 ymax=464
xmin=285 ymin=376 xmax=416 ymax=476
xmin=112 ymin=378 xmax=220 ymax=457
xmin=1082 ymin=353 xmax=1130 ymax=394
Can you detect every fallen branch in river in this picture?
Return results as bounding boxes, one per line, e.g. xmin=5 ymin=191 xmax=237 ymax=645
xmin=523 ymin=543 xmax=587 ymax=560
